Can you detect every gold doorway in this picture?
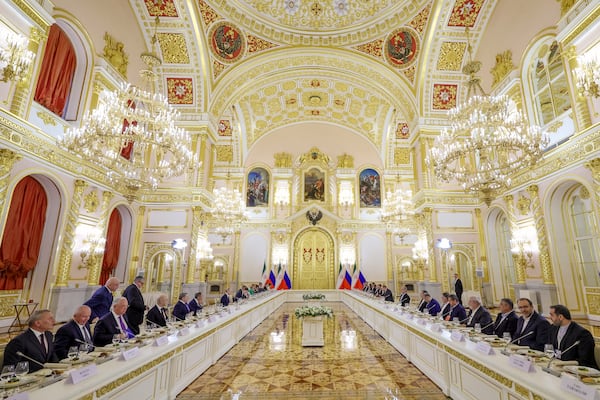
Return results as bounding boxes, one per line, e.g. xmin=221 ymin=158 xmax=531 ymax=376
xmin=293 ymin=228 xmax=335 ymax=289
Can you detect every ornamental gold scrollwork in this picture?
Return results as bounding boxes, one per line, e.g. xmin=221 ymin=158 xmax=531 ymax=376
xmin=490 ymin=50 xmax=515 ymax=88
xmin=527 ymin=185 xmax=554 ymax=284
xmin=274 ymin=152 xmax=292 ymax=168
xmin=336 ymin=153 xmax=354 ymax=168
xmin=586 ymin=290 xmax=600 ymax=315
xmin=103 ymin=32 xmax=129 ymax=77
xmin=83 ymin=190 xmax=99 ymax=213
xmin=516 ymin=194 xmax=531 ymax=215
xmin=156 ymin=33 xmax=189 ymax=64
xmin=437 ymin=42 xmax=466 ymax=71
xmin=215 ymin=145 xmax=233 ymax=162
xmin=0 ymin=293 xmax=20 ymax=317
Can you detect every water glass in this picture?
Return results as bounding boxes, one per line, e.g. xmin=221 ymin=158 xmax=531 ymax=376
xmin=544 ymin=344 xmax=555 ymax=359
xmin=452 ymin=317 xmax=459 ymax=326
xmin=502 ymin=332 xmax=511 ymax=343
xmin=474 ymin=323 xmax=482 ymax=334
xmin=14 ymin=361 xmax=28 ymax=377
xmin=0 ymin=365 xmax=15 ymax=382
xmin=112 ymin=334 xmax=121 ymax=346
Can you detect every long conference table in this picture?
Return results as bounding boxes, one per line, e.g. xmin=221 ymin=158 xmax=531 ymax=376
xmin=20 ymin=290 xmax=595 ymax=400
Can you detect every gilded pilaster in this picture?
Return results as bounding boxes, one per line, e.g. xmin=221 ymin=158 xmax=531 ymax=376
xmin=0 ymin=150 xmax=22 ymax=221
xmin=585 ymin=159 xmax=600 ymax=218
xmin=422 ymin=208 xmax=437 ymax=283
xmin=87 ymin=191 xmax=114 ymax=285
xmin=197 ymin=133 xmax=207 ymax=188
xmin=504 ymin=195 xmax=525 ymax=284
xmin=526 ymin=185 xmax=554 ymax=284
xmin=55 ymin=180 xmax=87 ymax=287
xmin=128 ymin=206 xmax=146 ymax=283
xmin=187 ymin=206 xmax=204 ymax=284
xmin=474 ymin=208 xmax=489 ymax=283
xmin=564 ymin=45 xmax=592 ymax=132
xmin=386 ymin=231 xmax=393 ymax=283
xmin=232 ymin=231 xmax=241 ymax=289
xmin=420 ymin=138 xmax=431 ymax=189
xmin=10 ymin=27 xmax=46 ymax=117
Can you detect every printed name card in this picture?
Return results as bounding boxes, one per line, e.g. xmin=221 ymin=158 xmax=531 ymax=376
xmin=154 ymin=335 xmax=168 ymax=346
xmin=196 ymin=320 xmax=205 ymax=328
xmin=417 ymin=318 xmax=428 ymax=326
xmin=475 ymin=340 xmax=495 ymax=355
xmin=508 ymin=354 xmax=536 ymax=373
xmin=404 ymin=313 xmax=414 ymax=320
xmin=430 ymin=323 xmax=443 ymax=333
xmin=6 ymin=393 xmax=29 ymax=400
xmin=179 ymin=327 xmax=190 ymax=336
xmin=208 ymin=316 xmax=217 ymax=323
xmin=560 ymin=375 xmax=599 ymax=400
xmin=69 ymin=363 xmax=98 ymax=384
xmin=451 ymin=331 xmax=465 ymax=342
xmin=121 ymin=346 xmax=140 ymax=361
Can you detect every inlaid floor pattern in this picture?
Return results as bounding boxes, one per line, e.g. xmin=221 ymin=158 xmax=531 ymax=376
xmin=178 ymin=302 xmax=447 ymax=400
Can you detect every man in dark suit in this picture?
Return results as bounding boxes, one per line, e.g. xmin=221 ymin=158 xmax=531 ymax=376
xmin=417 ymin=291 xmax=429 ymax=312
xmin=172 ymin=292 xmax=190 ymax=320
xmin=464 ymin=296 xmax=493 ymax=334
xmin=399 ymin=286 xmax=410 ymax=306
xmin=84 ymin=277 xmax=120 ymax=322
xmin=146 ymin=294 xmax=169 ymax=327
xmin=188 ymin=292 xmax=203 ymax=316
xmin=3 ymin=309 xmax=59 ymax=372
xmin=440 ymin=292 xmax=451 ymax=318
xmin=93 ymin=297 xmax=134 ymax=346
xmin=380 ymin=285 xmax=394 ymax=302
xmin=424 ymin=293 xmax=441 ymax=316
xmin=548 ymin=304 xmax=598 ymax=368
xmin=515 ymin=298 xmax=549 ymax=351
xmin=53 ymin=305 xmax=94 ymax=359
xmin=122 ymin=276 xmax=146 ymax=334
xmin=220 ymin=289 xmax=232 ymax=307
xmin=493 ymin=298 xmax=518 ymax=339
xmin=454 ymin=273 xmax=463 ymax=304
xmin=445 ymin=294 xmax=467 ymax=322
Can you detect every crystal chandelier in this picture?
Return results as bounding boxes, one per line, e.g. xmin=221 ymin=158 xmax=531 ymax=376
xmin=0 ymin=28 xmax=34 ymax=82
xmin=573 ymin=50 xmax=600 ymax=98
xmin=427 ymin=30 xmax=548 ymax=205
xmin=212 ymin=184 xmax=246 ymax=242
xmin=60 ymin=17 xmax=192 ymax=192
xmin=196 ymin=227 xmax=214 ymax=262
xmin=380 ymin=183 xmax=414 ymax=223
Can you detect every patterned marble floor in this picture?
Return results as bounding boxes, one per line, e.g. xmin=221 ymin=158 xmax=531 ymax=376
xmin=178 ymin=303 xmax=448 ymax=400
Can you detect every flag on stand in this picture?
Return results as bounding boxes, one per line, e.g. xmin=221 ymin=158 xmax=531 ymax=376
xmin=343 ymin=267 xmax=353 ymax=289
xmin=266 ymin=265 xmax=276 ymax=289
xmin=278 ymin=267 xmax=291 ymax=290
xmin=275 ymin=263 xmax=284 ymax=289
xmin=336 ymin=263 xmax=345 ymax=289
xmin=351 ymin=263 xmax=359 ymax=287
xmin=261 ymin=261 xmax=268 ymax=285
xmin=353 ymin=267 xmax=366 ymax=290
xmin=338 ymin=263 xmax=351 ymax=290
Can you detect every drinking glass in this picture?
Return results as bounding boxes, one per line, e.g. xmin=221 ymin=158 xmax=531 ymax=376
xmin=474 ymin=323 xmax=482 ymax=334
xmin=544 ymin=344 xmax=555 ymax=359
xmin=67 ymin=346 xmax=79 ymax=360
xmin=0 ymin=365 xmax=15 ymax=382
xmin=112 ymin=334 xmax=121 ymax=346
xmin=502 ymin=332 xmax=511 ymax=343
xmin=14 ymin=362 xmax=28 ymax=378
xmin=79 ymin=344 xmax=90 ymax=354
xmin=452 ymin=317 xmax=459 ymax=326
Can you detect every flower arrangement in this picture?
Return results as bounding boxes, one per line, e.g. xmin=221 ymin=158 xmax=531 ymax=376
xmin=294 ymin=305 xmax=334 ymax=319
xmin=302 ymin=293 xmax=326 ymax=300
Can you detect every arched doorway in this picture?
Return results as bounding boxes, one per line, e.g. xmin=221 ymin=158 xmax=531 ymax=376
xmin=293 ymin=228 xmax=335 ymax=289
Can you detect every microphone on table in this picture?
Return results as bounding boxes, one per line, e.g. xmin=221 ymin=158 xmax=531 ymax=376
xmin=145 ymin=318 xmax=165 ymax=328
xmin=476 ymin=321 xmax=496 ymax=333
xmin=16 ymin=351 xmax=51 ymax=372
xmin=459 ymin=315 xmax=471 ymax=324
xmin=542 ymin=340 xmax=581 ymax=376
xmin=501 ymin=331 xmax=534 ymax=355
xmin=74 ymin=338 xmax=94 ymax=351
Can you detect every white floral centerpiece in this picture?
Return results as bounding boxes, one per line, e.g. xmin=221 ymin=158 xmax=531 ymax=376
xmin=302 ymin=293 xmax=326 ymax=301
xmin=294 ymin=305 xmax=333 ymax=319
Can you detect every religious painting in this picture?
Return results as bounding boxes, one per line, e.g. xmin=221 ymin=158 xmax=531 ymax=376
xmin=385 ymin=28 xmax=418 ymax=68
xmin=209 ymin=22 xmax=245 ymax=63
xmin=359 ymin=169 xmax=381 ymax=208
xmin=304 ymin=168 xmax=325 ymax=202
xmin=246 ymin=167 xmax=269 ymax=207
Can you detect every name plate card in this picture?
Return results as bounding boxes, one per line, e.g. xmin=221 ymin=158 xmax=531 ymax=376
xmin=121 ymin=346 xmax=140 ymax=361
xmin=6 ymin=393 xmax=29 ymax=400
xmin=451 ymin=331 xmax=465 ymax=342
xmin=508 ymin=354 xmax=536 ymax=373
xmin=417 ymin=318 xmax=428 ymax=326
xmin=476 ymin=340 xmax=495 ymax=355
xmin=404 ymin=313 xmax=414 ymax=320
xmin=208 ymin=316 xmax=217 ymax=323
xmin=196 ymin=320 xmax=205 ymax=328
xmin=179 ymin=327 xmax=190 ymax=336
xmin=430 ymin=323 xmax=443 ymax=333
xmin=154 ymin=335 xmax=168 ymax=346
xmin=560 ymin=375 xmax=599 ymax=400
xmin=69 ymin=363 xmax=98 ymax=384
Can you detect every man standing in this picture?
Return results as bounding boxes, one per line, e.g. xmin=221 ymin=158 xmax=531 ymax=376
xmin=3 ymin=310 xmax=59 ymax=372
xmin=93 ymin=297 xmax=134 ymax=346
xmin=188 ymin=292 xmax=203 ymax=316
xmin=515 ymin=298 xmax=549 ymax=351
xmin=54 ymin=305 xmax=94 ymax=359
xmin=453 ymin=273 xmax=463 ymax=304
xmin=493 ymin=298 xmax=518 ymax=339
xmin=146 ymin=294 xmax=169 ymax=327
xmin=172 ymin=292 xmax=191 ymax=320
xmin=84 ymin=277 xmax=120 ymax=322
xmin=547 ymin=304 xmax=597 ymax=368
xmin=464 ymin=296 xmax=493 ymax=334
xmin=122 ymin=276 xmax=146 ymax=334
xmin=399 ymin=286 xmax=410 ymax=306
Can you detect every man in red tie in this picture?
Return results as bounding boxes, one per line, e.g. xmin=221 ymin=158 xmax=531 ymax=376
xmin=93 ymin=297 xmax=135 ymax=346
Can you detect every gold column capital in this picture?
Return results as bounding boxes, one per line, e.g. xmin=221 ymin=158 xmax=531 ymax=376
xmin=585 ymin=158 xmax=600 ymax=180
xmin=527 ymin=186 xmax=555 ymax=284
xmin=526 ymin=185 xmax=539 ymax=196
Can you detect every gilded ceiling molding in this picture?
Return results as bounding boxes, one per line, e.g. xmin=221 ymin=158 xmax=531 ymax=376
xmin=490 ymin=50 xmax=515 ymax=88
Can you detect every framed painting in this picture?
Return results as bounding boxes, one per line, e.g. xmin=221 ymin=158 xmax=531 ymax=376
xmin=359 ymin=168 xmax=381 ymax=208
xmin=247 ymin=167 xmax=269 ymax=207
xmin=304 ymin=168 xmax=325 ymax=202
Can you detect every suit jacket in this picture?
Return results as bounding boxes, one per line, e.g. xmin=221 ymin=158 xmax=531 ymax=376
xmin=146 ymin=305 xmax=168 ymax=327
xmin=466 ymin=307 xmax=493 ymax=334
xmin=548 ymin=322 xmax=598 ymax=368
xmin=3 ymin=329 xmax=58 ymax=372
xmin=454 ymin=279 xmax=463 ymax=296
xmin=84 ymin=286 xmax=113 ymax=321
xmin=445 ymin=304 xmax=467 ymax=322
xmin=418 ymin=300 xmax=428 ymax=312
xmin=220 ymin=293 xmax=231 ymax=307
xmin=382 ymin=289 xmax=394 ymax=302
xmin=515 ymin=312 xmax=549 ymax=351
xmin=493 ymin=311 xmax=518 ymax=339
xmin=172 ymin=300 xmax=190 ymax=321
xmin=426 ymin=299 xmax=441 ymax=316
xmin=188 ymin=298 xmax=203 ymax=316
xmin=53 ymin=320 xmax=94 ymax=359
xmin=440 ymin=303 xmax=451 ymax=318
xmin=93 ymin=312 xmax=131 ymax=347
xmin=399 ymin=293 xmax=410 ymax=306
xmin=122 ymin=283 xmax=145 ymax=334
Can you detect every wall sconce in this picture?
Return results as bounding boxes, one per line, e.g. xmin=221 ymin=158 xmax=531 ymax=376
xmin=393 ymin=227 xmax=411 ymax=244
xmin=574 ymin=49 xmax=600 ymax=98
xmin=272 ymin=246 xmax=288 ymax=268
xmin=339 ymin=246 xmax=355 ymax=268
xmin=274 ymin=180 xmax=290 ymax=208
xmin=0 ymin=28 xmax=35 ymax=83
xmin=412 ymin=238 xmax=429 ymax=263
xmin=510 ymin=227 xmax=537 ymax=269
xmin=76 ymin=226 xmax=106 ymax=270
xmin=338 ymin=181 xmax=354 ymax=210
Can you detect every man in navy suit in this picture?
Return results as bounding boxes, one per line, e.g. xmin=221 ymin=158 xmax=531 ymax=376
xmin=93 ymin=297 xmax=134 ymax=346
xmin=172 ymin=292 xmax=190 ymax=321
xmin=146 ymin=294 xmax=169 ymax=327
xmin=380 ymin=285 xmax=394 ymax=302
xmin=515 ymin=298 xmax=549 ymax=351
xmin=399 ymin=286 xmax=410 ymax=306
xmin=53 ymin=305 xmax=94 ymax=359
xmin=548 ymin=304 xmax=598 ymax=368
xmin=493 ymin=298 xmax=518 ymax=339
xmin=84 ymin=277 xmax=120 ymax=322
xmin=188 ymin=292 xmax=203 ymax=316
xmin=424 ymin=293 xmax=441 ymax=316
xmin=3 ymin=309 xmax=59 ymax=372
xmin=122 ymin=276 xmax=146 ymax=334
xmin=220 ymin=289 xmax=232 ymax=307
xmin=464 ymin=296 xmax=493 ymax=334
xmin=440 ymin=292 xmax=451 ymax=318
xmin=445 ymin=294 xmax=467 ymax=322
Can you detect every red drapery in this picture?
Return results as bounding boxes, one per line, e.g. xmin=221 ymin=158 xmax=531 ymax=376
xmin=119 ymin=99 xmax=137 ymax=160
xmin=0 ymin=177 xmax=47 ymax=290
xmin=34 ymin=24 xmax=77 ymax=117
xmin=99 ymin=209 xmax=122 ymax=285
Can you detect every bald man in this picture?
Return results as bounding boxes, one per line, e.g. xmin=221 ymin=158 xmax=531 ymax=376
xmin=53 ymin=305 xmax=94 ymax=359
xmin=84 ymin=277 xmax=120 ymax=322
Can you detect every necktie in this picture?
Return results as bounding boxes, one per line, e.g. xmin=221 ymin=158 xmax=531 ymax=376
xmin=82 ymin=326 xmax=91 ymax=343
xmin=118 ymin=316 xmax=127 ymax=333
xmin=162 ymin=308 xmax=168 ymax=321
xmin=39 ymin=333 xmax=47 ymax=357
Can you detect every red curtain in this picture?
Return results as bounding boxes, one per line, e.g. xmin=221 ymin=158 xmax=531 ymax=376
xmin=0 ymin=177 xmax=47 ymax=290
xmin=119 ymin=99 xmax=137 ymax=160
xmin=99 ymin=209 xmax=122 ymax=285
xmin=34 ymin=24 xmax=77 ymax=117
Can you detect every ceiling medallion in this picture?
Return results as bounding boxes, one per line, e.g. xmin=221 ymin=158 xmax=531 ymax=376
xmin=384 ymin=27 xmax=418 ymax=68
xmin=208 ymin=21 xmax=245 ymax=64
